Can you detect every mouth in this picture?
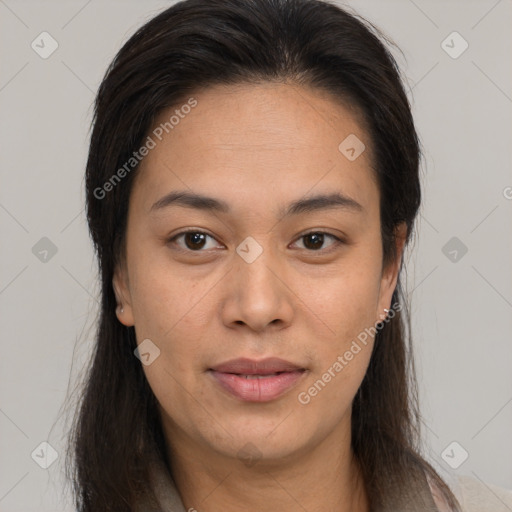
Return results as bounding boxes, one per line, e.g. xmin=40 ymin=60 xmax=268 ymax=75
xmin=208 ymin=357 xmax=307 ymax=402
xmin=232 ymin=372 xmax=296 ymax=379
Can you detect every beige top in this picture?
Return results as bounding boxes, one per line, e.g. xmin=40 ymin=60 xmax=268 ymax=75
xmin=429 ymin=471 xmax=512 ymax=512
xmin=137 ymin=456 xmax=512 ymax=512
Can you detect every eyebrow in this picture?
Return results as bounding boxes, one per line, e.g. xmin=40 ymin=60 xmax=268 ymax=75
xmin=150 ymin=190 xmax=364 ymax=217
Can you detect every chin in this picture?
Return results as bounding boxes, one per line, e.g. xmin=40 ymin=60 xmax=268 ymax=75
xmin=205 ymin=420 xmax=310 ymax=466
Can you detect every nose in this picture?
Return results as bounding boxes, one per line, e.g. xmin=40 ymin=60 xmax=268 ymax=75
xmin=220 ymin=244 xmax=294 ymax=333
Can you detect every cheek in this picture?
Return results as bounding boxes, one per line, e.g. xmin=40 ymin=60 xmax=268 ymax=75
xmin=128 ymin=249 xmax=210 ymax=339
xmin=295 ymin=348 xmax=371 ymax=438
xmin=307 ymin=253 xmax=382 ymax=346
xmin=128 ymin=254 xmax=218 ymax=395
xmin=296 ymin=252 xmax=382 ymax=409
xmin=296 ymin=275 xmax=378 ymax=419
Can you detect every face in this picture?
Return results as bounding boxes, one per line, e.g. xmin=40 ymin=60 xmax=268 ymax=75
xmin=113 ymin=82 xmax=406 ymax=467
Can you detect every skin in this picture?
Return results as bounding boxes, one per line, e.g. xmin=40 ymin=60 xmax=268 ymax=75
xmin=113 ymin=81 xmax=407 ymax=512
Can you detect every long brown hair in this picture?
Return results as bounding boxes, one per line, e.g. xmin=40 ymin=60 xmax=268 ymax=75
xmin=66 ymin=0 xmax=461 ymax=510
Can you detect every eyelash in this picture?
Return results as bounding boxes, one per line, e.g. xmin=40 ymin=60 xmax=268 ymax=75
xmin=167 ymin=230 xmax=345 ymax=254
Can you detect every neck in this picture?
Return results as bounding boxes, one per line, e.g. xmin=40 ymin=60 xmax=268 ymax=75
xmin=164 ymin=419 xmax=369 ymax=512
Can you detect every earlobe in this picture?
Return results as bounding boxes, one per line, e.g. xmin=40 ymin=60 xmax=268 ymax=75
xmin=112 ymin=267 xmax=135 ymax=327
xmin=376 ymin=222 xmax=407 ymax=323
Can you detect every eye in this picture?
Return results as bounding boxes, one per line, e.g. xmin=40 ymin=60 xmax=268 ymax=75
xmin=168 ymin=230 xmax=222 ymax=252
xmin=292 ymin=231 xmax=344 ymax=252
xmin=167 ymin=229 xmax=345 ymax=253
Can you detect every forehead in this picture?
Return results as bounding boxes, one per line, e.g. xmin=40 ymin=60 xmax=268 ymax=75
xmin=132 ymin=82 xmax=378 ymax=219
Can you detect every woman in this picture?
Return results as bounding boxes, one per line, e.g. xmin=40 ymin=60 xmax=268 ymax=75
xmin=66 ymin=0 xmax=512 ymax=510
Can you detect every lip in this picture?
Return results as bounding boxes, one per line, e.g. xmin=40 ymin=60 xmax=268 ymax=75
xmin=210 ymin=357 xmax=304 ymax=375
xmin=208 ymin=357 xmax=307 ymax=402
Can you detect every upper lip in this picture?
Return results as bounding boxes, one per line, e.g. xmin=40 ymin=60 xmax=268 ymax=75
xmin=209 ymin=357 xmax=305 ymax=375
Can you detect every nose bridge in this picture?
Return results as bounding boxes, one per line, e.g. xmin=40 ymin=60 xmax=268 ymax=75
xmin=224 ymin=234 xmax=292 ymax=330
xmin=235 ymin=234 xmax=280 ymax=299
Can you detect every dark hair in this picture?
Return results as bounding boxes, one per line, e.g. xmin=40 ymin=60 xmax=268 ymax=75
xmin=67 ymin=0 xmax=461 ymax=510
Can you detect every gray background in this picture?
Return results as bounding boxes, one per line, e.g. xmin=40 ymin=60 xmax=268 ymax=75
xmin=0 ymin=1 xmax=511 ymax=510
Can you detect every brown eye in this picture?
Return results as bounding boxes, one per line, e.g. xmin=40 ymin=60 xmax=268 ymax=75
xmin=168 ymin=231 xmax=221 ymax=252
xmin=183 ymin=232 xmax=207 ymax=250
xmin=294 ymin=231 xmax=343 ymax=252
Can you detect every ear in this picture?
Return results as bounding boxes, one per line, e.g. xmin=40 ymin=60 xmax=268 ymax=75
xmin=376 ymin=222 xmax=407 ymax=323
xmin=112 ymin=261 xmax=135 ymax=327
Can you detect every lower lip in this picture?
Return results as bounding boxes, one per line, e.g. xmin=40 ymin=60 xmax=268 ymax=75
xmin=209 ymin=370 xmax=306 ymax=402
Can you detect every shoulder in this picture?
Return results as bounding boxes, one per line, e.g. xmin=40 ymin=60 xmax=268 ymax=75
xmin=134 ymin=455 xmax=187 ymax=512
xmin=429 ymin=473 xmax=512 ymax=512
xmin=455 ymin=474 xmax=512 ymax=512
